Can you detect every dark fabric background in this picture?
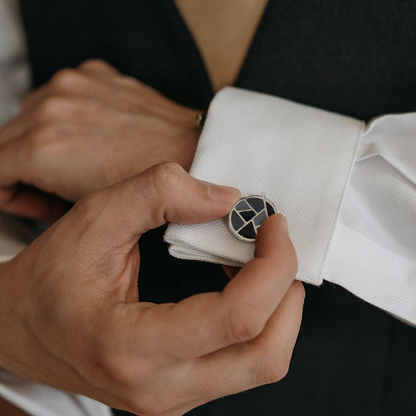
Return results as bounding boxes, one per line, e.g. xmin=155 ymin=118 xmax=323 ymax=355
xmin=18 ymin=1 xmax=416 ymax=415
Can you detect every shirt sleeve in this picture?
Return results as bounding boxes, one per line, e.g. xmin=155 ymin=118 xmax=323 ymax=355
xmin=0 ymin=0 xmax=31 ymax=127
xmin=165 ymin=86 xmax=416 ymax=326
xmin=0 ymin=369 xmax=112 ymax=416
xmin=0 ymin=0 xmax=33 ymax=263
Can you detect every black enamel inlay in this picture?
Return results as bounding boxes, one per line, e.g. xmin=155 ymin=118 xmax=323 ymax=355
xmin=240 ymin=210 xmax=256 ymax=221
xmin=247 ymin=197 xmax=264 ymax=213
xmin=236 ymin=200 xmax=251 ymax=211
xmin=238 ymin=222 xmax=256 ymax=239
xmin=266 ymin=202 xmax=275 ymax=216
xmin=253 ymin=209 xmax=267 ymax=227
xmin=230 ymin=197 xmax=277 ymax=242
xmin=231 ymin=210 xmax=244 ymax=231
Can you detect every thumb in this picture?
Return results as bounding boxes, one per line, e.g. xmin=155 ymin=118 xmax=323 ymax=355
xmin=75 ymin=162 xmax=240 ymax=245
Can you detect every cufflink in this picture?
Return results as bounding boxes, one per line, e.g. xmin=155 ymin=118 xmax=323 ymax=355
xmin=228 ymin=196 xmax=277 ymax=242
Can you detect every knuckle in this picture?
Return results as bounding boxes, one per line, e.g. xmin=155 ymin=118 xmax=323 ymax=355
xmin=225 ymin=306 xmax=265 ymax=344
xmin=78 ymin=58 xmax=113 ymax=71
xmin=28 ymin=125 xmax=69 ymax=157
xmin=34 ymin=96 xmax=71 ymax=122
xmin=254 ymin=352 xmax=291 ymax=386
xmin=22 ymin=126 xmax=66 ymax=191
xmin=117 ymin=74 xmax=142 ymax=88
xmin=50 ymin=68 xmax=85 ymax=92
xmin=149 ymin=162 xmax=185 ymax=195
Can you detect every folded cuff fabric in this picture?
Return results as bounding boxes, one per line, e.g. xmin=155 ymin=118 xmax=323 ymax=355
xmin=165 ymin=87 xmax=416 ymax=325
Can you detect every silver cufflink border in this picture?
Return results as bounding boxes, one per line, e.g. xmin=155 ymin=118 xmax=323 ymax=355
xmin=228 ymin=195 xmax=277 ymax=243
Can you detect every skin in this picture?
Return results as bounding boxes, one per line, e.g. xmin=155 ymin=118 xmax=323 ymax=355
xmin=0 ymin=163 xmax=304 ymax=416
xmin=0 ymin=59 xmax=201 ymax=222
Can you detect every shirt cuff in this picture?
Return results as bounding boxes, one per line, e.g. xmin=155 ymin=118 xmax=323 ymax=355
xmin=0 ymin=369 xmax=112 ymax=416
xmin=165 ymin=87 xmax=364 ymax=285
xmin=322 ymin=113 xmax=416 ymax=326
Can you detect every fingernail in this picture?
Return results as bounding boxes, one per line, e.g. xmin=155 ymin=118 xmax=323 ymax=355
xmin=201 ymin=181 xmax=240 ymax=203
xmin=280 ymin=215 xmax=289 ymax=234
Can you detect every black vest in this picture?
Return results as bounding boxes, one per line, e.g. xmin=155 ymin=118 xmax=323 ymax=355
xmin=19 ymin=2 xmax=416 ymax=415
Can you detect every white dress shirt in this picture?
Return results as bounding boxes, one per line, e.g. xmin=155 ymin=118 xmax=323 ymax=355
xmin=0 ymin=0 xmax=415 ymax=414
xmin=0 ymin=1 xmax=112 ymax=415
xmin=0 ymin=0 xmax=29 ymax=127
xmin=166 ymin=87 xmax=416 ymax=326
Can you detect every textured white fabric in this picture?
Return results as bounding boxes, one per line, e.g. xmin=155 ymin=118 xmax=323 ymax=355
xmin=325 ymin=114 xmax=416 ymax=325
xmin=166 ymin=87 xmax=365 ymax=284
xmin=0 ymin=0 xmax=30 ymax=126
xmin=0 ymin=370 xmax=112 ymax=416
xmin=166 ymin=87 xmax=416 ymax=325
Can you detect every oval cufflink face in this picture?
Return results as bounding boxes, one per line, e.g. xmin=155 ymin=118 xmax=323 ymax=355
xmin=228 ymin=196 xmax=277 ymax=242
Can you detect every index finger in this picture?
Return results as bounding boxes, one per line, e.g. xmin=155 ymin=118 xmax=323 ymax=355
xmin=135 ymin=214 xmax=298 ymax=360
xmin=221 ymin=214 xmax=297 ymax=318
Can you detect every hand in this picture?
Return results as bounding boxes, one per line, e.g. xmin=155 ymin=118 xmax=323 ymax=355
xmin=0 ymin=59 xmax=201 ymax=221
xmin=0 ymin=163 xmax=303 ymax=416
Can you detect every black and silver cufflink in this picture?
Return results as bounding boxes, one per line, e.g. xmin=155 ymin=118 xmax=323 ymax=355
xmin=228 ymin=196 xmax=277 ymax=242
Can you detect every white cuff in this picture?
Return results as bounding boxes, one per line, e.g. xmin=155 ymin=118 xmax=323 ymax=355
xmin=322 ymin=113 xmax=416 ymax=325
xmin=165 ymin=87 xmax=364 ymax=285
xmin=0 ymin=369 xmax=111 ymax=416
